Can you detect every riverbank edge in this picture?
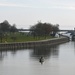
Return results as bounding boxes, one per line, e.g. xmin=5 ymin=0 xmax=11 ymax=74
xmin=0 ymin=37 xmax=70 ymax=50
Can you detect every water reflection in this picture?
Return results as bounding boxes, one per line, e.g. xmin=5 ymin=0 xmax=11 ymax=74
xmin=11 ymin=50 xmax=17 ymax=56
xmin=0 ymin=50 xmax=18 ymax=61
xmin=74 ymin=41 xmax=75 ymax=48
xmin=0 ymin=42 xmax=75 ymax=75
xmin=73 ymin=41 xmax=75 ymax=54
xmin=30 ymin=45 xmax=59 ymax=59
xmin=0 ymin=51 xmax=7 ymax=61
xmin=0 ymin=45 xmax=59 ymax=61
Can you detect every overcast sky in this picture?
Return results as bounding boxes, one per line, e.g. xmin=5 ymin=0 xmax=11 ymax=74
xmin=0 ymin=0 xmax=75 ymax=29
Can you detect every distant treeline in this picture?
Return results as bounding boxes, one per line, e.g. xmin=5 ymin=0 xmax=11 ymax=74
xmin=0 ymin=20 xmax=59 ymax=43
xmin=30 ymin=21 xmax=59 ymax=37
xmin=0 ymin=20 xmax=18 ymax=43
xmin=0 ymin=20 xmax=17 ymax=33
xmin=0 ymin=20 xmax=59 ymax=35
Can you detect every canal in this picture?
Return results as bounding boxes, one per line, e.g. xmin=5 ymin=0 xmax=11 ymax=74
xmin=0 ymin=41 xmax=75 ymax=75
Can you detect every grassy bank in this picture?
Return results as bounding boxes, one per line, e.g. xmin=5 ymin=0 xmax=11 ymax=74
xmin=0 ymin=32 xmax=54 ymax=43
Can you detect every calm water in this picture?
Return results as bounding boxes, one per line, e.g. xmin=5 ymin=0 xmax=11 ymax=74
xmin=0 ymin=41 xmax=75 ymax=75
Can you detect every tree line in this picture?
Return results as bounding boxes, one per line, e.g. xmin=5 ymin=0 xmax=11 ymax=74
xmin=0 ymin=20 xmax=59 ymax=42
xmin=0 ymin=20 xmax=17 ymax=33
xmin=0 ymin=20 xmax=59 ymax=36
xmin=29 ymin=21 xmax=59 ymax=37
xmin=0 ymin=20 xmax=18 ymax=42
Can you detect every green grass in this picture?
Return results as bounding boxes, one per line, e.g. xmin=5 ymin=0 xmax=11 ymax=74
xmin=0 ymin=32 xmax=54 ymax=43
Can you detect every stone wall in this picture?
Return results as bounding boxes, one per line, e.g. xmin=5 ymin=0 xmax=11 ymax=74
xmin=0 ymin=37 xmax=70 ymax=50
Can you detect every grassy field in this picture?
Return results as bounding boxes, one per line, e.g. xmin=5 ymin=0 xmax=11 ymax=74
xmin=0 ymin=32 xmax=54 ymax=43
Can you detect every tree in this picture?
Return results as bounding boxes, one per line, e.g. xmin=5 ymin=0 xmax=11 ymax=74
xmin=0 ymin=20 xmax=11 ymax=42
xmin=10 ymin=24 xmax=18 ymax=33
xmin=0 ymin=20 xmax=11 ymax=32
xmin=30 ymin=22 xmax=59 ymax=37
xmin=51 ymin=24 xmax=59 ymax=36
xmin=10 ymin=24 xmax=18 ymax=42
xmin=0 ymin=20 xmax=18 ymax=43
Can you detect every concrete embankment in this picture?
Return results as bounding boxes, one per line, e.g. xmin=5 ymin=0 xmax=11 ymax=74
xmin=0 ymin=37 xmax=69 ymax=50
